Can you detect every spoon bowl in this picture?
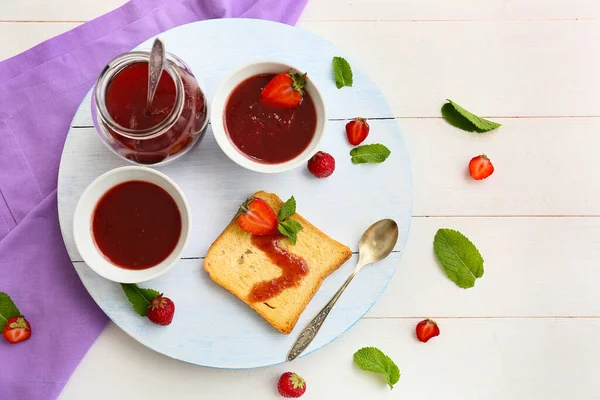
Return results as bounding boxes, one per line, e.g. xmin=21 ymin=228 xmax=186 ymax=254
xmin=358 ymin=218 xmax=399 ymax=266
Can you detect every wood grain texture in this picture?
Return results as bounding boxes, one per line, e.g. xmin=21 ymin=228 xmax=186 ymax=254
xmin=60 ymin=318 xmax=600 ymax=399
xmin=301 ymin=0 xmax=600 ymax=21
xmin=299 ymin=20 xmax=600 ymax=118
xmin=59 ymin=121 xmax=412 ymax=260
xmin=57 ymin=19 xmax=412 ymax=368
xmin=5 ymin=20 xmax=600 ymax=119
xmin=72 ymin=252 xmax=397 ymax=367
xmin=63 ymin=117 xmax=600 ymax=219
xmin=370 ymin=217 xmax=600 ymax=318
xmin=2 ymin=0 xmax=599 ymax=22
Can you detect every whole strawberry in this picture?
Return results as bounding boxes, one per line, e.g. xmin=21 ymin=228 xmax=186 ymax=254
xmin=307 ymin=151 xmax=335 ymax=178
xmin=147 ymin=294 xmax=175 ymax=326
xmin=3 ymin=316 xmax=31 ymax=344
xmin=278 ymin=372 xmax=306 ymax=398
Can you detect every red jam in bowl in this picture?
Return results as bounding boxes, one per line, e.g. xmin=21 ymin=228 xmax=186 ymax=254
xmin=94 ymin=53 xmax=208 ymax=166
xmin=224 ymin=73 xmax=317 ymax=164
xmin=92 ymin=181 xmax=182 ymax=270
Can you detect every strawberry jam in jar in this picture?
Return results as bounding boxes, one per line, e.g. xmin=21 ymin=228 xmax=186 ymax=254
xmin=92 ymin=51 xmax=208 ymax=165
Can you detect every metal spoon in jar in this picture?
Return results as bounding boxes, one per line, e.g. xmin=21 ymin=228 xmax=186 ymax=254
xmin=287 ymin=218 xmax=399 ymax=362
xmin=145 ymin=38 xmax=165 ymax=115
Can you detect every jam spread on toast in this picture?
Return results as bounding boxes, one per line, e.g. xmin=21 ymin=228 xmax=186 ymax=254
xmin=248 ymin=235 xmax=309 ymax=302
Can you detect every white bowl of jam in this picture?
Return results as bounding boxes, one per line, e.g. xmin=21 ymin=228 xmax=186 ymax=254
xmin=211 ymin=61 xmax=327 ymax=173
xmin=73 ymin=166 xmax=191 ymax=283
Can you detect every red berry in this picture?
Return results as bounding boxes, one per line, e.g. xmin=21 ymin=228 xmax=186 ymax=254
xmin=278 ymin=372 xmax=306 ymax=398
xmin=307 ymin=151 xmax=335 ymax=178
xmin=236 ymin=198 xmax=279 ymax=235
xmin=345 ymin=117 xmax=370 ymax=146
xmin=469 ymin=154 xmax=494 ymax=180
xmin=259 ymin=71 xmax=306 ymax=109
xmin=3 ymin=316 xmax=31 ymax=344
xmin=147 ymin=294 xmax=175 ymax=326
xmin=416 ymin=319 xmax=440 ymax=343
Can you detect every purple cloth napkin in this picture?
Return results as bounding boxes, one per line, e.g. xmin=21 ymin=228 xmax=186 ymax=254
xmin=0 ymin=1 xmax=306 ymax=399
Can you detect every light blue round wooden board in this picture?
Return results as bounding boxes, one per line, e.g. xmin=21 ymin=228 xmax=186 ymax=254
xmin=57 ymin=18 xmax=413 ymax=369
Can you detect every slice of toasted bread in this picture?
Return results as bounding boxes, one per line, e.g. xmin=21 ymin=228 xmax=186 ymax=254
xmin=204 ymin=191 xmax=352 ymax=334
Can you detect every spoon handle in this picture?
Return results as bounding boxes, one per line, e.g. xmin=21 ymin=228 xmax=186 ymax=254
xmin=146 ymin=38 xmax=165 ymax=115
xmin=287 ymin=267 xmax=361 ymax=362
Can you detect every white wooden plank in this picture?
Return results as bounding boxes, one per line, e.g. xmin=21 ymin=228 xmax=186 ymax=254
xmin=59 ymin=319 xmax=600 ymax=399
xmin=70 ymin=216 xmax=600 ymax=319
xmin=370 ymin=216 xmax=600 ymax=318
xmin=301 ymin=0 xmax=600 ymax=21
xmin=61 ymin=117 xmax=600 ymax=218
xmin=0 ymin=22 xmax=78 ymax=61
xmin=2 ymin=0 xmax=599 ymax=22
xmin=404 ymin=117 xmax=600 ymax=216
xmin=0 ymin=0 xmax=125 ymax=22
xmin=297 ymin=20 xmax=600 ymax=117
xmin=4 ymin=21 xmax=600 ymax=119
xmin=58 ymin=120 xmax=412 ymax=260
xmin=71 ymin=252 xmax=398 ymax=367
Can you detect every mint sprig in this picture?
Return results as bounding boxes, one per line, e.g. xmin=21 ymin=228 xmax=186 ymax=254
xmin=120 ymin=284 xmax=160 ymax=316
xmin=354 ymin=347 xmax=400 ymax=389
xmin=332 ymin=56 xmax=353 ymax=89
xmin=350 ymin=143 xmax=391 ymax=164
xmin=434 ymin=228 xmax=484 ymax=289
xmin=277 ymin=196 xmax=303 ymax=245
xmin=0 ymin=292 xmax=21 ymax=326
xmin=441 ymin=99 xmax=501 ymax=133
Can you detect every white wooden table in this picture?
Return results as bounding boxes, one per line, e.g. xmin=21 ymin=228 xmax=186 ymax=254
xmin=3 ymin=0 xmax=600 ymax=398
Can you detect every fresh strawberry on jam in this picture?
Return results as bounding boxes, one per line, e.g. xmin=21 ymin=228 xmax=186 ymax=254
xmin=236 ymin=198 xmax=279 ymax=235
xmin=3 ymin=316 xmax=31 ymax=344
xmin=259 ymin=70 xmax=307 ymax=109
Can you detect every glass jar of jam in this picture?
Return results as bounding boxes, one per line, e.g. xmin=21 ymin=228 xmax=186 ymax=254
xmin=92 ymin=51 xmax=208 ymax=165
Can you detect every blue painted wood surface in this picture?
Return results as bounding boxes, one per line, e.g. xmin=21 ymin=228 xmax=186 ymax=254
xmin=58 ymin=18 xmax=413 ymax=368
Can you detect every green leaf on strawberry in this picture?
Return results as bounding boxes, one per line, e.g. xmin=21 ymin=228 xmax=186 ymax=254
xmin=120 ymin=284 xmax=160 ymax=316
xmin=277 ymin=196 xmax=303 ymax=245
xmin=278 ymin=219 xmax=303 ymax=245
xmin=0 ymin=292 xmax=21 ymax=326
xmin=277 ymin=196 xmax=297 ymax=221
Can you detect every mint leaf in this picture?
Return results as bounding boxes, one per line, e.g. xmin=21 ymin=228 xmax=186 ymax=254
xmin=278 ymin=196 xmax=296 ymax=221
xmin=354 ymin=347 xmax=400 ymax=389
xmin=333 ymin=56 xmax=353 ymax=89
xmin=442 ymin=99 xmax=501 ymax=133
xmin=350 ymin=143 xmax=391 ymax=164
xmin=0 ymin=293 xmax=21 ymax=326
xmin=278 ymin=219 xmax=303 ymax=245
xmin=434 ymin=228 xmax=484 ymax=289
xmin=120 ymin=284 xmax=160 ymax=316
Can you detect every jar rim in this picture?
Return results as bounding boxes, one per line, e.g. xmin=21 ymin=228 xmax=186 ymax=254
xmin=94 ymin=51 xmax=185 ymax=140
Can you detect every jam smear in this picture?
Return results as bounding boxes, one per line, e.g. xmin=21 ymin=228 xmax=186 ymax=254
xmin=224 ymin=73 xmax=317 ymax=164
xmin=92 ymin=181 xmax=182 ymax=270
xmin=248 ymin=235 xmax=309 ymax=302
